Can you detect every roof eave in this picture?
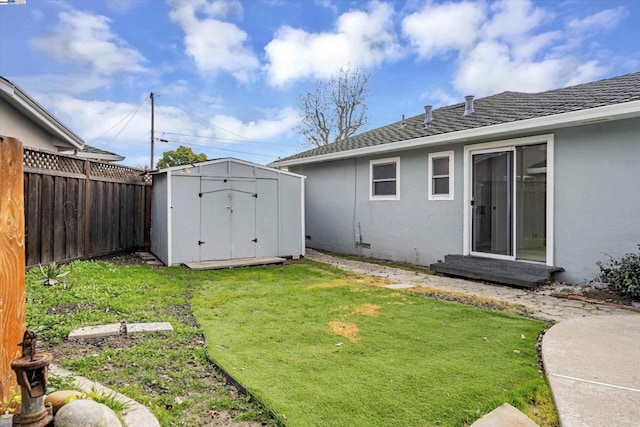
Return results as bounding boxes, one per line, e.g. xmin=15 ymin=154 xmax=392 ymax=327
xmin=0 ymin=77 xmax=85 ymax=150
xmin=271 ymin=100 xmax=640 ymax=168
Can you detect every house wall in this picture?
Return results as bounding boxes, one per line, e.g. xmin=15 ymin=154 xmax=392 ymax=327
xmin=0 ymin=97 xmax=69 ymax=151
xmin=292 ymin=147 xmax=464 ymax=266
xmin=293 ymin=117 xmax=640 ymax=284
xmin=553 ymin=117 xmax=640 ymax=283
xmin=279 ymin=172 xmax=305 ymax=257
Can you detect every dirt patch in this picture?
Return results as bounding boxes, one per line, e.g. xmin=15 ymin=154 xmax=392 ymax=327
xmin=568 ymin=286 xmax=635 ymax=306
xmin=48 ymin=302 xmax=96 ymax=316
xmin=41 ymin=252 xmax=274 ymax=427
xmin=328 ymin=321 xmax=360 ymax=342
xmin=349 ymin=304 xmax=380 ymax=317
xmin=307 ymin=281 xmax=352 ymax=289
xmin=410 ymin=286 xmax=532 ymax=317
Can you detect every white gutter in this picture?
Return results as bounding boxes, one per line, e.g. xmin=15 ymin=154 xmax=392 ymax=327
xmin=0 ymin=77 xmax=84 ymax=150
xmin=272 ymin=100 xmax=640 ymax=168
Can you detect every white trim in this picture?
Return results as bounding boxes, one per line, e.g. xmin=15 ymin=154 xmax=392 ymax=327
xmin=167 ymin=171 xmax=173 ymax=266
xmin=369 ymin=157 xmax=400 ymax=201
xmin=428 ymin=150 xmax=454 ymax=201
xmin=463 ymin=134 xmax=555 ymax=265
xmin=301 ymin=175 xmax=306 ymax=257
xmin=271 ymin=100 xmax=640 ymax=168
xmin=546 ymin=135 xmax=555 ymax=266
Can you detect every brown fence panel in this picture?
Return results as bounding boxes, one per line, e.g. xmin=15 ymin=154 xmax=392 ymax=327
xmin=23 ymin=148 xmax=152 ymax=267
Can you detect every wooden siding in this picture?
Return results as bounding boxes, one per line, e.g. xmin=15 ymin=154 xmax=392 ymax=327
xmin=22 ymin=148 xmax=152 ymax=267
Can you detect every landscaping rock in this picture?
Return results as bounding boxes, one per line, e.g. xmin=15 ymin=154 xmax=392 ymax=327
xmin=45 ymin=390 xmax=83 ymax=414
xmin=54 ymin=399 xmax=121 ymax=427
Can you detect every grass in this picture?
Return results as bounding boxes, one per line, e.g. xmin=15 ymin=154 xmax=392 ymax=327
xmin=191 ymin=261 xmax=555 ymax=426
xmin=25 ymin=258 xmax=556 ymax=426
xmin=25 ymin=259 xmax=273 ymax=426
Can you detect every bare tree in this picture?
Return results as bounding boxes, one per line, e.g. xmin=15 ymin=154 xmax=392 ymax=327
xmin=297 ymin=67 xmax=370 ymax=147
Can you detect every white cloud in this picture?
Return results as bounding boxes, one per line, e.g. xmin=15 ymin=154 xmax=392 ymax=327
xmin=419 ymin=88 xmax=459 ymax=108
xmin=564 ymin=60 xmax=609 ymax=87
xmin=264 ymin=1 xmax=401 ymax=87
xmin=398 ymin=0 xmax=624 ymax=96
xmin=38 ymin=94 xmax=157 ymax=150
xmin=209 ymin=107 xmax=299 ymax=141
xmin=31 ymin=10 xmax=147 ymax=75
xmin=567 ymin=8 xmax=625 ymax=34
xmin=36 ymin=91 xmax=298 ymax=166
xmin=168 ymin=0 xmax=259 ymax=83
xmin=402 ymin=1 xmax=485 ymax=59
xmin=453 ymin=41 xmax=567 ymax=95
xmin=481 ymin=0 xmax=546 ymax=41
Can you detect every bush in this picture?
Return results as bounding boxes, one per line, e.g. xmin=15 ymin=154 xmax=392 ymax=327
xmin=598 ymin=245 xmax=640 ymax=299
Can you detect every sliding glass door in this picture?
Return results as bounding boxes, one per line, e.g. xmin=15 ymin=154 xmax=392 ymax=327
xmin=471 ymin=144 xmax=547 ymax=262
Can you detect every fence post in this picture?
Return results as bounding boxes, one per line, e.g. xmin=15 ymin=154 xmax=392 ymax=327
xmin=84 ymin=159 xmax=90 ymax=258
xmin=0 ymin=136 xmax=26 ymax=404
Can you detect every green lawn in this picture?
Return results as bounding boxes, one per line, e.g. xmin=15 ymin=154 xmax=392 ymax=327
xmin=192 ymin=261 xmax=554 ymax=427
xmin=25 ymin=260 xmax=274 ymax=426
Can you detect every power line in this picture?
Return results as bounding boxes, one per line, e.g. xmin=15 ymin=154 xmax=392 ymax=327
xmin=157 ymin=131 xmax=291 ymax=152
xmin=90 ymin=97 xmax=148 ymax=147
xmin=169 ymin=104 xmax=285 ymax=147
xmin=158 ymin=138 xmax=276 ymax=159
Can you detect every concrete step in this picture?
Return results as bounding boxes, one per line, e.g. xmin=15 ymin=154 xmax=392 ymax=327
xmin=431 ymin=254 xmax=563 ymax=288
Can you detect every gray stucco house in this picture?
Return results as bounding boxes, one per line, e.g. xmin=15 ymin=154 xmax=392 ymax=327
xmin=271 ymin=72 xmax=640 ymax=284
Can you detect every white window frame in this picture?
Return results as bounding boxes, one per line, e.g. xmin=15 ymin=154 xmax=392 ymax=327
xmin=428 ymin=151 xmax=454 ymax=200
xmin=370 ymin=157 xmax=400 ymax=201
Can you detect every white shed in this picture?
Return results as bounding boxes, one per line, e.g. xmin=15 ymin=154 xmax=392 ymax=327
xmin=151 ymin=158 xmax=305 ymax=266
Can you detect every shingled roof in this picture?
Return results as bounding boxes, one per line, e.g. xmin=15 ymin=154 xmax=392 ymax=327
xmin=275 ymin=71 xmax=640 ymax=165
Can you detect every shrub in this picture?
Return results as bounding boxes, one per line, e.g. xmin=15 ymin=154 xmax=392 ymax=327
xmin=36 ymin=262 xmax=71 ymax=288
xmin=597 ymin=245 xmax=640 ymax=299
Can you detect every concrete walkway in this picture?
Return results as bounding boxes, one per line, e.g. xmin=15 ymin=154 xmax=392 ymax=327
xmin=305 ymin=249 xmax=631 ymax=322
xmin=542 ymin=315 xmax=640 ymax=427
xmin=305 ymin=249 xmax=640 ymax=426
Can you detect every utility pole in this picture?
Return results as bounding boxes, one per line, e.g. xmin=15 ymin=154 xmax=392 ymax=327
xmin=150 ymin=92 xmax=155 ymax=170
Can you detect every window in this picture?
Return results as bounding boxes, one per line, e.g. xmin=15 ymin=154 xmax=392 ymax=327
xmin=428 ymin=151 xmax=454 ymax=200
xmin=370 ymin=157 xmax=400 ymax=200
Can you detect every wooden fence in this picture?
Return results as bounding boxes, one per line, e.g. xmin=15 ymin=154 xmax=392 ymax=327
xmin=22 ymin=147 xmax=152 ymax=267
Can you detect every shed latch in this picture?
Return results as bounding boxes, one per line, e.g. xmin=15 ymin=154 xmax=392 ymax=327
xmin=252 ymin=193 xmax=258 ymax=198
xmin=252 ymin=238 xmax=258 ymax=243
xmin=198 ymin=240 xmax=205 ymax=245
xmin=199 ymin=193 xmax=202 ymax=197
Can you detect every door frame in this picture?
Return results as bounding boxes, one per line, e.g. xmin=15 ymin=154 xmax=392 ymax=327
xmin=462 ymin=134 xmax=555 ymax=266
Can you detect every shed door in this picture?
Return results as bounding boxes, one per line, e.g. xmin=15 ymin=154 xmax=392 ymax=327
xmin=200 ymin=178 xmax=257 ymax=261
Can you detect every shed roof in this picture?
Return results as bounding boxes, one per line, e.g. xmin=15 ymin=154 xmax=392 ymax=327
xmin=153 ymin=157 xmax=305 ymax=179
xmin=272 ymin=71 xmax=640 ymax=167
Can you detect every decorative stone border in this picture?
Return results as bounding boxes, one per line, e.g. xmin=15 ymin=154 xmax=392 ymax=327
xmin=50 ymin=365 xmax=160 ymax=427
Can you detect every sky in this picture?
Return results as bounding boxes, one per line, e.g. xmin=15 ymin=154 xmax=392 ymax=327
xmin=0 ymin=0 xmax=638 ymax=169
